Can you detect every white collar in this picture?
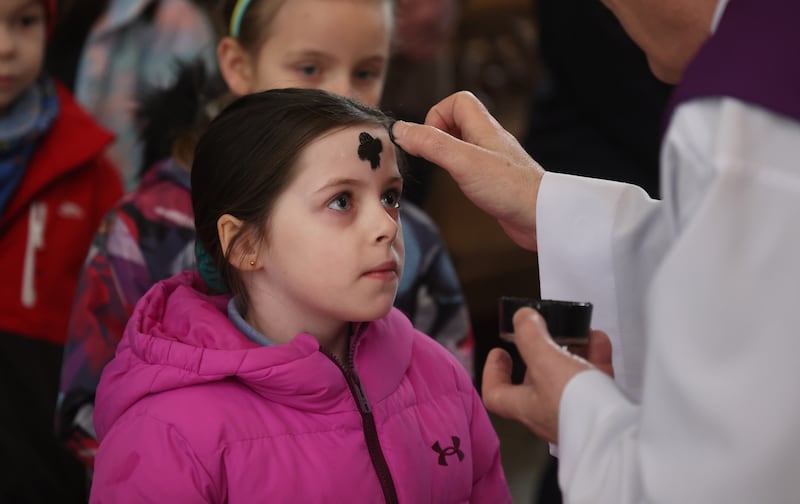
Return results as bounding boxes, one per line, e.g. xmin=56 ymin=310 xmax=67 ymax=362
xmin=711 ymin=0 xmax=732 ymax=32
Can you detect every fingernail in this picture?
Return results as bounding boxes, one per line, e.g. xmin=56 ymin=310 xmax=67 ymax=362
xmin=526 ymin=309 xmax=543 ymax=324
xmin=492 ymin=347 xmax=512 ymax=363
xmin=389 ymin=120 xmax=407 ymax=145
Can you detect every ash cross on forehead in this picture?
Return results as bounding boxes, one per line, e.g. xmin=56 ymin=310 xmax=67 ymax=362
xmin=357 ymin=132 xmax=383 ymax=170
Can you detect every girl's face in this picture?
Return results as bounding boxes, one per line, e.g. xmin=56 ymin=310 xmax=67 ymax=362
xmin=249 ymin=125 xmax=403 ymax=336
xmin=236 ymin=0 xmax=391 ymax=107
xmin=0 ymin=0 xmax=46 ymax=114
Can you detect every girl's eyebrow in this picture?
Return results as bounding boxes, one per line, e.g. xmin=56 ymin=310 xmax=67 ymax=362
xmin=370 ymin=175 xmax=404 ymax=187
xmin=283 ymin=49 xmax=333 ymax=61
xmin=283 ymin=50 xmax=387 ymax=65
xmin=18 ymin=0 xmax=42 ymax=12
xmin=314 ymin=175 xmax=403 ymax=194
xmin=315 ymin=177 xmax=363 ymax=193
xmin=356 ymin=55 xmax=388 ymax=65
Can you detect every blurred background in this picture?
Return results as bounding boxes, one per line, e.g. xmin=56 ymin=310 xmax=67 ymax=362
xmin=395 ymin=0 xmax=670 ymax=501
xmin=408 ymin=1 xmax=546 ymax=501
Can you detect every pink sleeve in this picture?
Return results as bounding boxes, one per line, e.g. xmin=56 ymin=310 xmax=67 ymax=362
xmin=468 ymin=388 xmax=513 ymax=503
xmin=90 ymin=414 xmax=219 ymax=503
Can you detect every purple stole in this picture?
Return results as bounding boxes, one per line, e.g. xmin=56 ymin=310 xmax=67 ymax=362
xmin=666 ymin=0 xmax=800 ymax=125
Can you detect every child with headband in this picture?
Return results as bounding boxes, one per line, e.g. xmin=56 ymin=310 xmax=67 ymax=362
xmin=0 ymin=0 xmax=123 ymax=501
xmin=89 ymin=88 xmax=510 ymax=503
xmin=56 ymin=0 xmax=474 ymax=478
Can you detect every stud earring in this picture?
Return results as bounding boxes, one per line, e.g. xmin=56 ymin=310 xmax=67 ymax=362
xmin=249 ymin=259 xmax=256 ymax=266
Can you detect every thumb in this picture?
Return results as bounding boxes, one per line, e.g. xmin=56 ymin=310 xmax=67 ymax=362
xmin=511 ymin=308 xmax=561 ymax=365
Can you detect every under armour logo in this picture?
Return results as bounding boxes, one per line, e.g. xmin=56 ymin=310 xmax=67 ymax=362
xmin=431 ymin=436 xmax=464 ymax=466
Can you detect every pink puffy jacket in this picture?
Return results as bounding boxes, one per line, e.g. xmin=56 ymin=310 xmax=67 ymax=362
xmin=91 ymin=271 xmax=511 ymax=503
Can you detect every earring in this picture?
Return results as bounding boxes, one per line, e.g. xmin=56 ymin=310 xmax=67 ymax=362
xmin=249 ymin=259 xmax=256 ymax=266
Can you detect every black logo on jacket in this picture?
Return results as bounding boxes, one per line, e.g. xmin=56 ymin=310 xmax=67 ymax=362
xmin=431 ymin=436 xmax=464 ymax=466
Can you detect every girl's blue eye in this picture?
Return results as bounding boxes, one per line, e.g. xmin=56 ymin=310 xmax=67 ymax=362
xmin=328 ymin=193 xmax=351 ymax=211
xmin=382 ymin=189 xmax=401 ymax=209
xmin=299 ymin=64 xmax=319 ymax=76
xmin=354 ymin=67 xmax=383 ymax=82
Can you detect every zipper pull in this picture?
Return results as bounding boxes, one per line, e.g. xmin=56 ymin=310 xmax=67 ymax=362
xmin=21 ymin=202 xmax=47 ymax=307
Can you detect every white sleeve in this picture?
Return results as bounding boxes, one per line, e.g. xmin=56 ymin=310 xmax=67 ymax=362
xmin=554 ymin=98 xmax=800 ymax=502
xmin=536 ymin=172 xmax=666 ymax=399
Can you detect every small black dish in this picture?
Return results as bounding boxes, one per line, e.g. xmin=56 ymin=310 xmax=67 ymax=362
xmin=498 ymin=296 xmax=593 ymax=346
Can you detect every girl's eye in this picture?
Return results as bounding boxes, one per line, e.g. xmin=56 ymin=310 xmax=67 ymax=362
xmin=328 ymin=193 xmax=352 ymax=211
xmin=298 ymin=64 xmax=319 ymax=77
xmin=18 ymin=14 xmax=43 ymax=28
xmin=381 ymin=189 xmax=401 ymax=209
xmin=354 ymin=68 xmax=380 ymax=82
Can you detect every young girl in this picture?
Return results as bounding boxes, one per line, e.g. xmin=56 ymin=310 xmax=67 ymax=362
xmin=0 ymin=0 xmax=123 ymax=501
xmin=89 ymin=88 xmax=510 ymax=503
xmin=57 ymin=0 xmax=473 ymax=468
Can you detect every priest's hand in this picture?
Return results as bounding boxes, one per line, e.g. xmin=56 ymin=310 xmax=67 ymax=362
xmin=481 ymin=308 xmax=612 ymax=443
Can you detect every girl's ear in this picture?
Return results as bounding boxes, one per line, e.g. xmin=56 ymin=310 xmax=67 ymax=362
xmin=217 ymin=214 xmax=261 ymax=270
xmin=217 ymin=36 xmax=255 ymax=96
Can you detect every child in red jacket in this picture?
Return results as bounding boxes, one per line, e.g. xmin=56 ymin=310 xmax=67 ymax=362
xmin=0 ymin=0 xmax=122 ymax=501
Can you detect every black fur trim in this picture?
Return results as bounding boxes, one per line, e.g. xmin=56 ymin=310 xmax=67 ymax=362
xmin=136 ymin=59 xmax=228 ymax=175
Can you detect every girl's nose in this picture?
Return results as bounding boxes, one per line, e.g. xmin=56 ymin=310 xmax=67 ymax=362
xmin=0 ymin=28 xmax=16 ymax=57
xmin=322 ymin=73 xmax=352 ymax=102
xmin=373 ymin=206 xmax=399 ymax=244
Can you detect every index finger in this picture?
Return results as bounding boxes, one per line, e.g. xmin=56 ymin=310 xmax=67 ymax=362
xmin=423 ymin=90 xmax=502 ymax=143
xmin=481 ymin=348 xmax=535 ymax=426
xmin=390 ymin=119 xmax=498 ymax=181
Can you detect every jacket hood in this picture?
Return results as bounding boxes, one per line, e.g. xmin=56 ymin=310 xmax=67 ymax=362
xmin=0 ymin=82 xmax=115 ymax=231
xmin=139 ymin=156 xmax=191 ymax=192
xmin=94 ymin=270 xmax=414 ymax=440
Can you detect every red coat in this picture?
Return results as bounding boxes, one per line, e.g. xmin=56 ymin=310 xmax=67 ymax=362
xmin=0 ymin=83 xmax=123 ymax=345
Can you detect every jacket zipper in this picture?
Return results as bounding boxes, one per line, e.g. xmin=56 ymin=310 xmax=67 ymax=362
xmin=21 ymin=202 xmax=47 ymax=307
xmin=322 ymin=324 xmax=399 ymax=504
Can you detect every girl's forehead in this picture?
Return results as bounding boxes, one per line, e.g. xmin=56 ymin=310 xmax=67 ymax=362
xmin=318 ymin=125 xmax=389 ymax=150
xmin=269 ymin=0 xmax=394 ymax=35
xmin=298 ymin=125 xmax=399 ymax=176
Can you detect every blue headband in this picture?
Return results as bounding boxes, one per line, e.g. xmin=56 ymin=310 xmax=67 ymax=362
xmin=229 ymin=0 xmax=254 ymax=37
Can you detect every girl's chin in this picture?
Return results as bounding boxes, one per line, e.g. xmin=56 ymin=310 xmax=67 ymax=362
xmin=349 ymin=303 xmax=395 ymax=323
